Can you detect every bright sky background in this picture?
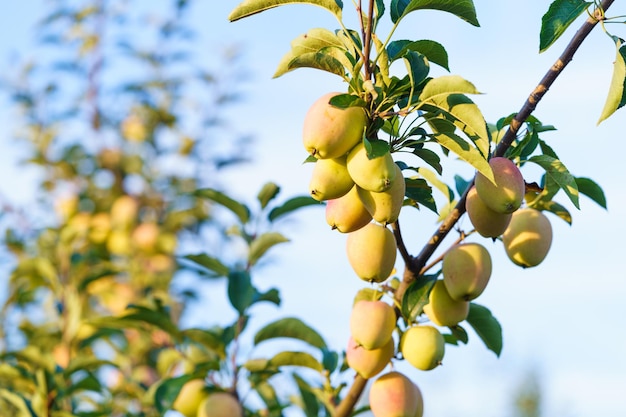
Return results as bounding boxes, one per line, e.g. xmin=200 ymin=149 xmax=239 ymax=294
xmin=1 ymin=1 xmax=626 ymax=417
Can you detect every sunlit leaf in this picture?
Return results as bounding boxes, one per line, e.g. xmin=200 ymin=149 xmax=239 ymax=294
xmin=597 ymin=39 xmax=626 ymax=124
xmin=258 ymin=182 xmax=281 ymax=209
xmin=269 ymin=351 xmax=324 ymax=371
xmin=528 ymin=155 xmax=579 ymax=209
xmin=248 ymin=232 xmax=290 ymax=266
xmin=390 ymin=0 xmax=479 ymax=26
xmin=229 ymin=0 xmax=343 ymax=22
xmin=254 ymin=317 xmax=327 ymax=349
xmin=418 ymin=167 xmax=453 ymax=202
xmin=539 ymin=0 xmax=591 ymax=52
xmin=466 ymin=303 xmax=502 ymax=356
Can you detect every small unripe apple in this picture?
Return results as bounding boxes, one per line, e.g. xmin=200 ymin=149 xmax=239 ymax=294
xmin=198 ymin=392 xmax=243 ymax=417
xmin=369 ymin=371 xmax=423 ymax=417
xmin=302 ymin=92 xmax=367 ymax=159
xmin=346 ymin=223 xmax=397 ymax=283
xmin=502 ymin=208 xmax=552 ymax=268
xmin=172 ymin=379 xmax=208 ymax=417
xmin=110 ymin=195 xmax=138 ymax=228
xmin=442 ymin=242 xmax=492 ymax=301
xmin=465 ymin=186 xmax=512 ymax=238
xmin=132 ymin=222 xmax=160 ymax=252
xmin=346 ymin=335 xmax=394 ymax=378
xmin=325 ymin=186 xmax=373 ymax=233
xmin=346 ymin=142 xmax=397 ymax=192
xmin=356 ymin=163 xmax=405 ymax=225
xmin=423 ymin=280 xmax=469 ymax=327
xmin=474 ymin=157 xmax=525 ymax=214
xmin=309 ymin=155 xmax=354 ymax=201
xmin=400 ymin=325 xmax=445 ymax=371
xmin=350 ymin=300 xmax=396 ymax=350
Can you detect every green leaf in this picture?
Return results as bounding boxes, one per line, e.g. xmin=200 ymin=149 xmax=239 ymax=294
xmin=268 ymin=196 xmax=321 ymax=222
xmin=254 ymin=317 xmax=327 ymax=349
xmin=598 ymin=40 xmax=626 ymax=124
xmin=528 ymin=199 xmax=572 ymax=225
xmin=275 ymin=50 xmax=347 ymax=78
xmin=248 ymin=232 xmax=290 ymax=266
xmin=539 ymin=0 xmax=591 ymax=52
xmin=154 ymin=375 xmax=199 ymax=414
xmin=183 ymin=253 xmax=229 ymax=277
xmin=0 ymin=389 xmax=32 ymax=417
xmin=228 ymin=270 xmax=256 ymax=315
xmin=269 ymin=351 xmax=324 ymax=371
xmin=403 ymin=50 xmax=430 ymax=88
xmin=388 ymin=39 xmax=449 ymax=71
xmin=447 ymin=324 xmax=469 ymax=344
xmin=363 ymin=138 xmax=391 ymax=159
xmin=528 ymin=155 xmax=579 ymax=209
xmin=329 ymin=93 xmax=367 ymax=109
xmin=294 ymin=373 xmax=320 ymax=417
xmin=401 ymin=275 xmax=437 ymax=322
xmin=229 ymin=0 xmax=343 ymax=22
xmin=413 ymin=148 xmax=442 ymax=174
xmin=321 ymin=348 xmax=339 ymax=372
xmin=258 ymin=182 xmax=281 ymax=209
xmin=454 ymin=174 xmax=472 ymax=197
xmin=390 ymin=0 xmax=479 ymax=26
xmin=419 ymin=75 xmax=481 ymax=99
xmin=195 ymin=188 xmax=250 ymax=224
xmin=254 ymin=287 xmax=281 ymax=306
xmin=466 ymin=303 xmax=502 ymax=357
xmin=182 ymin=328 xmax=227 ymax=359
xmin=404 ymin=177 xmax=437 ymax=213
xmin=575 ymin=177 xmax=607 ymax=209
xmin=274 ymin=28 xmax=351 ymax=78
xmin=120 ymin=305 xmax=182 ymax=339
xmin=418 ymin=167 xmax=453 ymax=202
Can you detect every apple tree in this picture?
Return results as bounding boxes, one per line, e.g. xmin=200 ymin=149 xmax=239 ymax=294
xmin=0 ymin=0 xmax=621 ymax=417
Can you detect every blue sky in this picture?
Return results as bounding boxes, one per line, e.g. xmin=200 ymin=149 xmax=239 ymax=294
xmin=1 ymin=1 xmax=625 ymax=417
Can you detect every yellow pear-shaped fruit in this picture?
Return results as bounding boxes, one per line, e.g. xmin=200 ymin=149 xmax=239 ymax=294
xmin=350 ymin=300 xmax=396 ymax=350
xmin=302 ymin=92 xmax=367 ymax=159
xmin=325 ymin=186 xmax=372 ymax=233
xmin=423 ymin=280 xmax=469 ymax=327
xmin=400 ymin=325 xmax=445 ymax=371
xmin=346 ymin=223 xmax=397 ymax=283
xmin=474 ymin=157 xmax=525 ymax=214
xmin=346 ymin=142 xmax=397 ymax=192
xmin=309 ymin=155 xmax=354 ymax=201
xmin=369 ymin=371 xmax=423 ymax=417
xmin=356 ymin=163 xmax=405 ymax=225
xmin=465 ymin=186 xmax=512 ymax=238
xmin=346 ymin=335 xmax=394 ymax=379
xmin=110 ymin=195 xmax=138 ymax=228
xmin=502 ymin=208 xmax=552 ymax=268
xmin=172 ymin=379 xmax=208 ymax=417
xmin=442 ymin=242 xmax=492 ymax=301
xmin=198 ymin=392 xmax=243 ymax=417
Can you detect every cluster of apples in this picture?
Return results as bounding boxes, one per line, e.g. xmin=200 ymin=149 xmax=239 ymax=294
xmin=172 ymin=379 xmax=243 ymax=417
xmin=302 ymin=93 xmax=555 ymax=417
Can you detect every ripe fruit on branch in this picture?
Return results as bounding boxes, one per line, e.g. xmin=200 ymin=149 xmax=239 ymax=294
xmin=474 ymin=157 xmax=525 ymax=214
xmin=423 ymin=280 xmax=469 ymax=327
xmin=346 ymin=335 xmax=394 ymax=378
xmin=346 ymin=142 xmax=397 ymax=192
xmin=302 ymin=92 xmax=367 ymax=159
xmin=502 ymin=208 xmax=552 ymax=268
xmin=350 ymin=300 xmax=396 ymax=350
xmin=198 ymin=392 xmax=243 ymax=417
xmin=172 ymin=379 xmax=208 ymax=417
xmin=442 ymin=242 xmax=492 ymax=301
xmin=465 ymin=186 xmax=512 ymax=238
xmin=369 ymin=371 xmax=424 ymax=417
xmin=309 ymin=155 xmax=354 ymax=201
xmin=400 ymin=325 xmax=445 ymax=371
xmin=346 ymin=223 xmax=397 ymax=283
xmin=326 ymin=186 xmax=373 ymax=233
xmin=356 ymin=163 xmax=405 ymax=225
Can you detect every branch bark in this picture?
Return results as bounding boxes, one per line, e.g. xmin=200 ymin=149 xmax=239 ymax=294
xmin=334 ymin=1 xmax=614 ymax=416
